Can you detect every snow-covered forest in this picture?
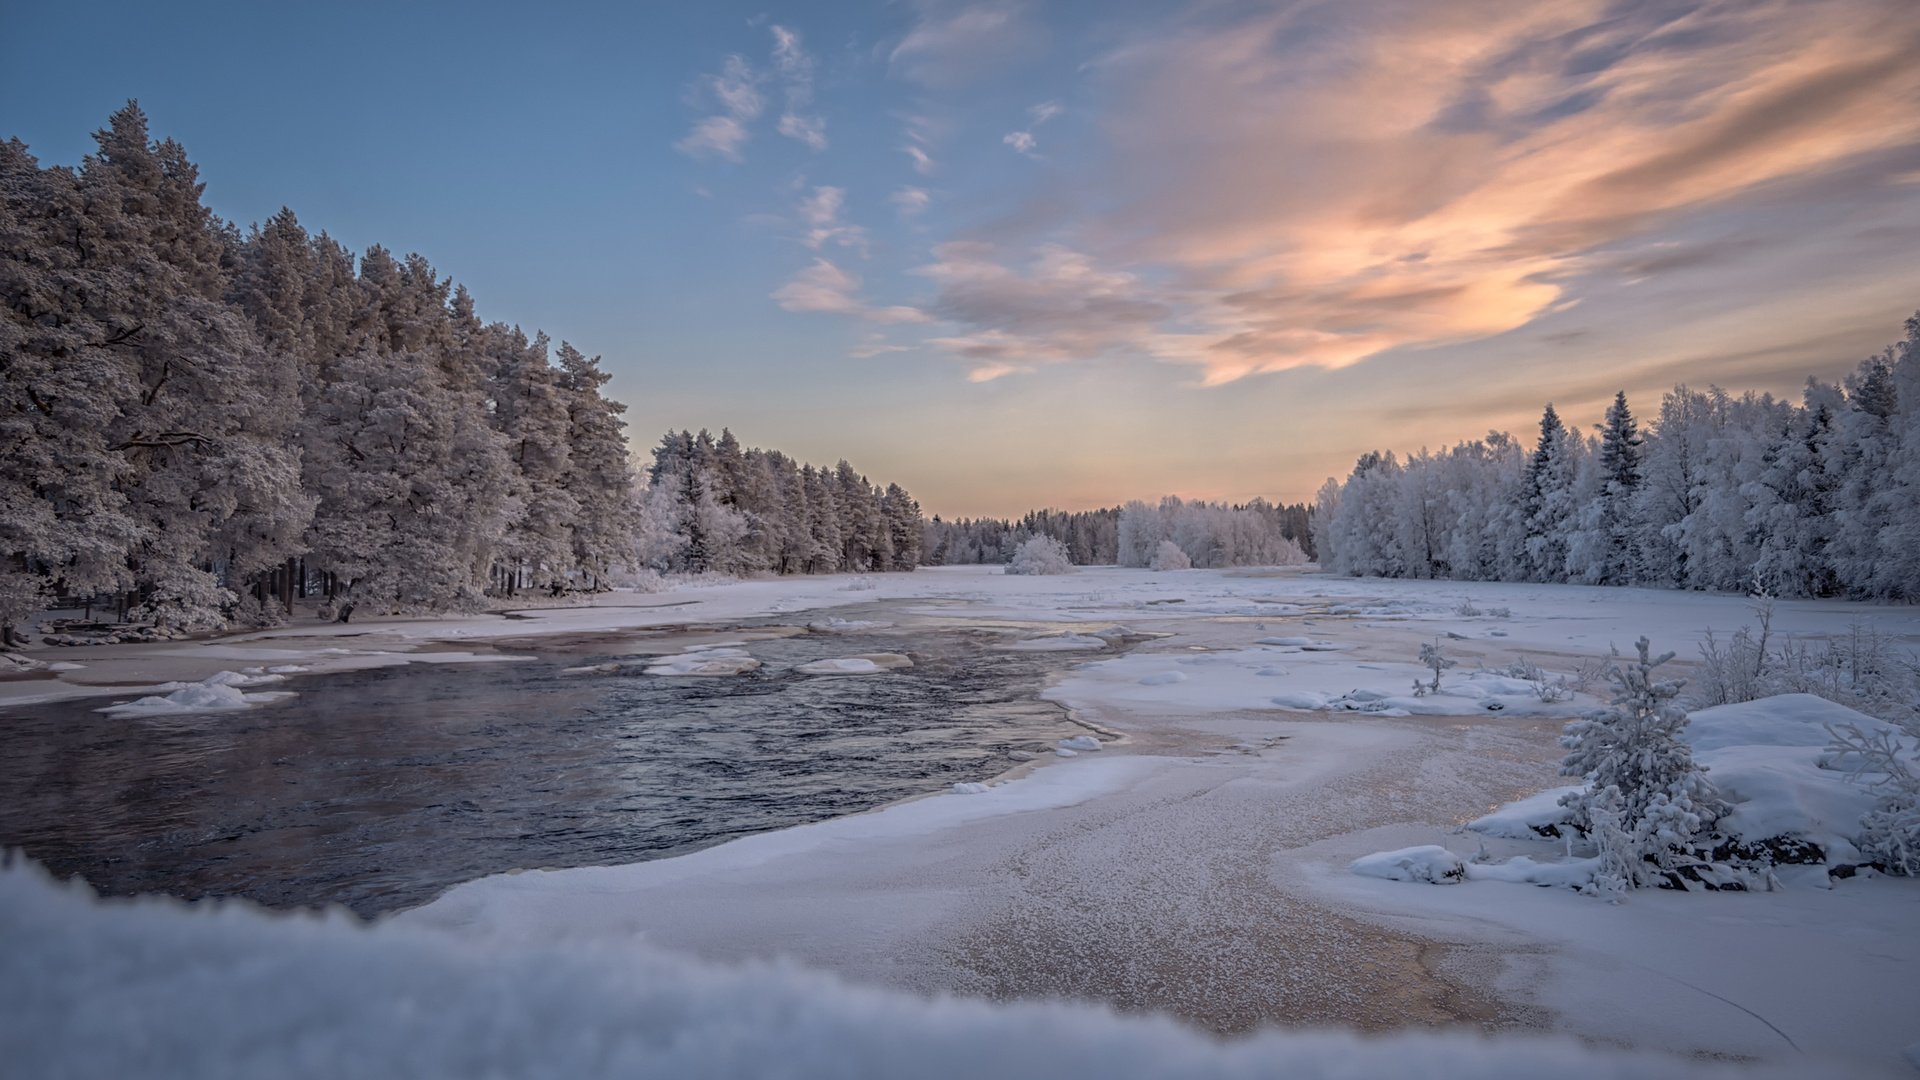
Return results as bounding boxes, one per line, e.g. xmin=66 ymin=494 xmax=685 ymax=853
xmin=1313 ymin=316 xmax=1920 ymax=600
xmin=637 ymin=429 xmax=923 ymax=576
xmin=0 ymin=104 xmax=642 ymax=640
xmin=925 ymin=498 xmax=1312 ymax=568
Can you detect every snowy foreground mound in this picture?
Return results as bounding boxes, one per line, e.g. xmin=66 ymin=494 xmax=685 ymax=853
xmin=1357 ymin=694 xmax=1913 ymax=890
xmin=0 ymin=861 xmax=1823 ymax=1080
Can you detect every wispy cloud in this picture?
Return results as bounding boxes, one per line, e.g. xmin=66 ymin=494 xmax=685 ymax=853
xmin=1002 ymin=100 xmax=1060 ymax=157
xmin=676 ymin=55 xmax=762 ymax=161
xmin=796 ymin=185 xmax=868 ymax=253
xmin=773 ymin=258 xmax=928 ymax=323
xmin=888 ymin=0 xmax=1038 ymax=88
xmin=892 ymin=186 xmax=932 ymax=217
xmin=771 ymin=25 xmax=828 ymax=151
xmin=914 ymin=242 xmax=1168 ymax=380
xmin=888 ymin=0 xmax=1920 ymax=383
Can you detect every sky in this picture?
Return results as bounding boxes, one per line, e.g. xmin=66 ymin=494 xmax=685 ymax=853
xmin=5 ymin=0 xmax=1919 ymax=518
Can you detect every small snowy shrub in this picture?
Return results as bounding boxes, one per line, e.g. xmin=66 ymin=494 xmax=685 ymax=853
xmin=1825 ymin=722 xmax=1920 ymax=875
xmin=1005 ymin=535 xmax=1075 ymax=576
xmin=1558 ymin=638 xmax=1729 ymax=891
xmin=1148 ymin=540 xmax=1191 ymax=572
xmin=1504 ymin=657 xmax=1572 ymax=703
xmin=1414 ymin=638 xmax=1456 ymax=696
xmin=1454 ymin=599 xmax=1482 ymax=617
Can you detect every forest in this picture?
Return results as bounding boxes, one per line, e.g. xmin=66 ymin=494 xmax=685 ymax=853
xmin=1313 ymin=316 xmax=1920 ymax=600
xmin=0 ymin=105 xmax=643 ymax=641
xmin=924 ymin=498 xmax=1313 ymax=568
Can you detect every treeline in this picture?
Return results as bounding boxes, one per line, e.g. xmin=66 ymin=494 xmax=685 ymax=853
xmin=1314 ymin=313 xmax=1920 ymax=599
xmin=638 ymin=429 xmax=923 ymax=575
xmin=925 ymin=497 xmax=1312 ymax=567
xmin=0 ymin=104 xmax=637 ymax=639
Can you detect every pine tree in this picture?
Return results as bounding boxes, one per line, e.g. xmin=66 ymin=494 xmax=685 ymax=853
xmin=1558 ymin=639 xmax=1728 ymax=889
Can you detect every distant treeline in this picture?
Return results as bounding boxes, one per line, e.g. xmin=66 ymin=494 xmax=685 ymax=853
xmin=1313 ymin=312 xmax=1920 ymax=599
xmin=638 ymin=429 xmax=923 ymax=576
xmin=925 ymin=497 xmax=1312 ymax=567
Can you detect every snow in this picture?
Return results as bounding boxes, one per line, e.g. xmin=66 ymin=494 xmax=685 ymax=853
xmin=1468 ymin=786 xmax=1581 ymax=840
xmin=1350 ymin=846 xmax=1465 ymax=884
xmin=1059 ymin=734 xmax=1103 ymax=752
xmin=0 ymin=860 xmax=1811 ymax=1080
xmin=13 ymin=565 xmax=1920 ymax=1072
xmin=94 ymin=671 xmax=297 ymax=716
xmin=807 ymin=617 xmax=894 ymax=632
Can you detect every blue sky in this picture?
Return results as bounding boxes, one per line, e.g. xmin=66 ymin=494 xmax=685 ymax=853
xmin=7 ymin=0 xmax=1919 ymax=516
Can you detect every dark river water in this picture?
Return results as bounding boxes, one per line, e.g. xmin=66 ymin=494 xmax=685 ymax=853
xmin=0 ymin=625 xmax=1092 ymax=917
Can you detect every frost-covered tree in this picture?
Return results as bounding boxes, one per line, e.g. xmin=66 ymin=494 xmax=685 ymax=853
xmin=1148 ymin=539 xmax=1190 ymax=571
xmin=1005 ymin=534 xmax=1075 ymax=575
xmin=1559 ymin=639 xmax=1728 ymax=890
xmin=554 ymin=342 xmax=637 ymax=589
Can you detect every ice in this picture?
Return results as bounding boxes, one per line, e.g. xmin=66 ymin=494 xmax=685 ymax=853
xmin=95 ymin=672 xmax=297 ymax=717
xmin=1350 ymin=846 xmax=1466 ymax=884
xmin=1138 ymin=671 xmax=1186 ymax=686
xmin=807 ymin=617 xmax=895 ymax=633
xmin=952 ymin=782 xmax=991 ymax=795
xmin=797 ymin=658 xmax=882 ymax=675
xmin=997 ymin=634 xmax=1109 ymax=652
xmin=1055 ymin=747 xmax=1078 ymax=757
xmin=1059 ymin=735 xmax=1103 ymax=752
xmin=644 ymin=649 xmax=763 ymax=676
xmin=46 ymin=661 xmax=84 ymax=672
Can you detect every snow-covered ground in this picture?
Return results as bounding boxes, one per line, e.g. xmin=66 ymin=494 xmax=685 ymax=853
xmin=6 ymin=565 xmax=1919 ymax=1075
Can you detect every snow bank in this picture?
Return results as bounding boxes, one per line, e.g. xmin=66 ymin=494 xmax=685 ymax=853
xmin=1350 ymin=846 xmax=1466 ymax=884
xmin=0 ymin=859 xmax=1806 ymax=1080
xmin=95 ymin=672 xmax=296 ymax=717
xmin=1467 ymin=786 xmax=1582 ymax=840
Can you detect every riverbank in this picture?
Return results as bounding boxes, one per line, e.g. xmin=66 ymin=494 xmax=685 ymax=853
xmin=7 ymin=565 xmax=1919 ymax=1072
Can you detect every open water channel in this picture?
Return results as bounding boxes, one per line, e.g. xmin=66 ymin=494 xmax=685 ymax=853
xmin=0 ymin=621 xmax=1102 ymax=916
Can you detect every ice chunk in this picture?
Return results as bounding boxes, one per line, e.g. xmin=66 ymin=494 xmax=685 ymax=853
xmin=1059 ymin=735 xmax=1102 ymax=752
xmin=951 ymin=782 xmax=991 ymax=795
xmin=796 ymin=658 xmax=882 ymax=675
xmin=97 ymin=673 xmax=297 ymax=717
xmin=644 ymin=649 xmax=762 ymax=676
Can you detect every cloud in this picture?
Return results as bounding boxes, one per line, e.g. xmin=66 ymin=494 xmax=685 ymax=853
xmin=771 ymin=25 xmax=828 ymax=151
xmin=892 ymin=186 xmax=932 ymax=217
xmin=903 ymin=144 xmax=935 ymax=175
xmin=913 ymin=242 xmax=1169 ymax=379
xmin=1060 ymin=0 xmax=1920 ymax=382
xmin=888 ymin=0 xmax=1038 ymax=88
xmin=1002 ymin=100 xmax=1060 ymax=157
xmin=797 ymin=185 xmax=867 ymax=252
xmin=676 ymin=55 xmax=762 ymax=161
xmin=774 ymin=258 xmax=928 ymax=323
xmin=679 ymin=27 xmax=828 ymax=160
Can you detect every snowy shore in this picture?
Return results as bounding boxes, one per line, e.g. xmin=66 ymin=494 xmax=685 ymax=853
xmin=6 ymin=565 xmax=1919 ymax=1075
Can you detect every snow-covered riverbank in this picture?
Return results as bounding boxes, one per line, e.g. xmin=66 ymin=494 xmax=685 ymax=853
xmin=6 ymin=565 xmax=1919 ymax=1075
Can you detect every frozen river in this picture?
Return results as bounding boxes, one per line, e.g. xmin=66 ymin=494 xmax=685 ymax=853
xmin=0 ymin=624 xmax=1094 ymax=916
